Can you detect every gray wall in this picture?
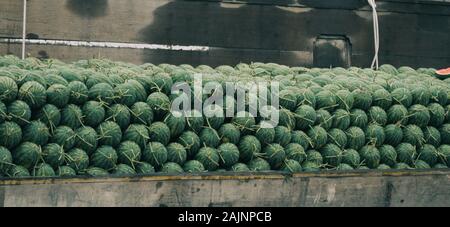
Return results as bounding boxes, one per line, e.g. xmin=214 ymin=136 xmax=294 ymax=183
xmin=0 ymin=0 xmax=449 ymax=68
xmin=1 ymin=170 xmax=449 ymax=207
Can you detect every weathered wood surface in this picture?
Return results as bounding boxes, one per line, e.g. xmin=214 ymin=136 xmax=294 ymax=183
xmin=1 ymin=170 xmax=449 ymax=207
xmin=0 ymin=0 xmax=449 ymax=67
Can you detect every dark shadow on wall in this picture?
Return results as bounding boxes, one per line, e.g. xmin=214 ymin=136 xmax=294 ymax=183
xmin=66 ymin=0 xmax=109 ymax=17
xmin=137 ymin=1 xmax=371 ymax=67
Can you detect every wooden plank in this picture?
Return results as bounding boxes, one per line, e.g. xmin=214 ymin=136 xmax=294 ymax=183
xmin=1 ymin=170 xmax=449 ymax=207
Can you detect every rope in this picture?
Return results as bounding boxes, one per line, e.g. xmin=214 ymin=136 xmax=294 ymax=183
xmin=368 ymin=0 xmax=379 ymax=70
xmin=22 ymin=0 xmax=27 ymax=59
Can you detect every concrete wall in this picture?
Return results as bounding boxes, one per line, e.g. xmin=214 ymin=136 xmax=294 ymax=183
xmin=1 ymin=170 xmax=449 ymax=207
xmin=0 ymin=0 xmax=449 ymax=68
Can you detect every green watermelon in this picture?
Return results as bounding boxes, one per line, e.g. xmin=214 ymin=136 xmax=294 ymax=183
xmin=199 ymin=127 xmax=220 ymax=148
xmin=238 ymin=135 xmax=262 ymax=163
xmin=96 ymin=121 xmax=122 ymax=147
xmin=46 ymin=84 xmax=70 ymax=108
xmin=384 ymin=124 xmax=403 ymax=146
xmin=297 ymin=89 xmax=316 ymax=108
xmin=195 ymin=147 xmax=220 ymax=171
xmin=320 ymin=144 xmax=343 ymax=167
xmin=0 ymin=121 xmax=22 ymax=149
xmin=65 ymin=148 xmax=89 ymax=173
xmin=408 ymin=104 xmax=430 ymax=127
xmin=148 ymin=122 xmax=171 ymax=146
xmin=82 ymin=101 xmax=105 ymax=127
xmin=123 ymin=124 xmax=149 ymax=149
xmin=185 ymin=110 xmax=204 ymax=133
xmin=146 ymin=92 xmax=171 ymax=119
xmin=335 ymin=90 xmax=354 ymax=110
xmin=248 ymin=157 xmax=271 ymax=171
xmin=68 ymin=81 xmax=88 ymax=105
xmin=56 ymin=166 xmax=77 ymax=177
xmin=203 ymin=104 xmax=225 ymax=129
xmin=83 ymin=167 xmax=109 ymax=177
xmin=34 ymin=104 xmax=61 ymax=130
xmin=0 ymin=101 xmax=6 ymax=124
xmin=74 ymin=127 xmax=98 ymax=155
xmin=315 ymin=109 xmax=333 ymax=130
xmin=306 ymin=150 xmax=324 ymax=166
xmin=113 ymin=83 xmax=138 ymax=107
xmin=417 ymin=144 xmax=438 ymax=166
xmin=332 ymin=109 xmax=351 ymax=130
xmin=166 ymin=142 xmax=187 ymax=165
xmin=391 ymin=88 xmax=412 ymax=107
xmin=183 ymin=160 xmax=205 ymax=173
xmin=42 ymin=143 xmax=65 ymax=169
xmin=350 ymin=109 xmax=368 ymax=129
xmin=218 ymin=123 xmax=241 ymax=144
xmin=160 ymin=162 xmax=183 ymax=174
xmin=130 ymin=102 xmax=154 ymax=125
xmin=7 ymin=165 xmax=30 ymax=178
xmin=290 ymin=130 xmax=311 ymax=150
xmin=254 ymin=126 xmax=275 ymax=145
xmin=113 ymin=164 xmax=137 ymax=176
xmin=430 ymin=86 xmax=448 ymax=105
xmin=13 ymin=142 xmax=41 ymax=170
xmin=411 ymin=86 xmax=431 ymax=106
xmin=0 ymin=76 xmax=18 ymax=103
xmin=346 ymin=127 xmax=365 ymax=150
xmin=377 ymin=144 xmax=397 ymax=167
xmin=135 ymin=162 xmax=156 ymax=174
xmin=387 ymin=104 xmax=409 ymax=125
xmin=88 ymin=83 xmax=114 ymax=104
xmin=281 ymin=159 xmax=302 ymax=173
xmin=414 ymin=160 xmax=431 ymax=169
xmin=50 ymin=126 xmax=76 ymax=150
xmin=368 ymin=106 xmax=387 ymax=126
xmin=274 ymin=126 xmax=292 ymax=147
xmin=105 ymin=104 xmax=131 ymax=130
xmin=7 ymin=100 xmax=31 ymax=126
xmin=423 ymin=126 xmax=441 ymax=147
xmin=365 ymin=124 xmax=385 ymax=147
xmin=263 ymin=143 xmax=286 ymax=169
xmin=439 ymin=124 xmax=450 ymax=144
xmin=278 ymin=109 xmax=296 ymax=130
xmin=231 ymin=163 xmax=250 ymax=172
xmin=428 ymin=103 xmax=445 ymax=127
xmin=32 ymin=163 xmax=55 ymax=177
xmin=142 ymin=142 xmax=168 ymax=168
xmin=163 ymin=112 xmax=186 ymax=138
xmin=327 ymin=128 xmax=348 ymax=149
xmin=352 ymin=89 xmax=372 ymax=110
xmin=60 ymin=104 xmax=83 ymax=129
xmin=307 ymin=126 xmax=328 ymax=149
xmin=396 ymin=143 xmax=417 ymax=165
xmin=18 ymin=81 xmax=46 ymax=109
xmin=177 ymin=131 xmax=201 ymax=158
xmin=433 ymin=163 xmax=448 ymax=169
xmin=218 ymin=143 xmax=240 ymax=168
xmin=402 ymin=125 xmax=424 ymax=147
xmin=302 ymin=161 xmax=321 ymax=172
xmin=342 ymin=149 xmax=360 ymax=168
xmin=359 ymin=145 xmax=380 ymax=169
xmin=316 ymin=90 xmax=337 ymax=110
xmin=22 ymin=121 xmax=50 ymax=146
xmin=294 ymin=105 xmax=317 ymax=130
xmin=284 ymin=143 xmax=306 ymax=164
xmin=117 ymin=141 xmax=141 ymax=168
xmin=90 ymin=145 xmax=118 ymax=170
xmin=372 ymin=89 xmax=392 ymax=110
xmin=0 ymin=146 xmax=13 ymax=174
xmin=279 ymin=90 xmax=298 ymax=111
xmin=437 ymin=145 xmax=450 ymax=167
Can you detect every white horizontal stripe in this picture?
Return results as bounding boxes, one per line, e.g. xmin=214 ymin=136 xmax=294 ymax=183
xmin=0 ymin=38 xmax=210 ymax=52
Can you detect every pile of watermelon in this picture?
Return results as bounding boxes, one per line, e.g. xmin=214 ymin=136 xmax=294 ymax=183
xmin=0 ymin=55 xmax=449 ymax=179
